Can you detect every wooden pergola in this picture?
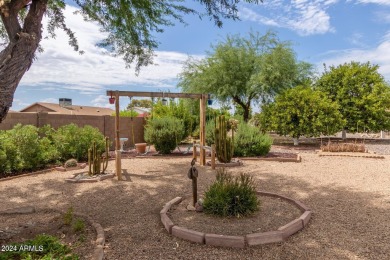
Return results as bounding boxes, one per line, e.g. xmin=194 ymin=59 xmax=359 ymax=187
xmin=106 ymin=90 xmax=209 ymax=180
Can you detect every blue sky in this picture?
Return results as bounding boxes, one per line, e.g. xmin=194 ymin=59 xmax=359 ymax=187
xmin=11 ymin=0 xmax=390 ymax=112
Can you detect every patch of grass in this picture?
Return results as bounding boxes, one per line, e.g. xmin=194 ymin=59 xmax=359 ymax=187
xmin=63 ymin=207 xmax=74 ymax=226
xmin=72 ymin=218 xmax=85 ymax=233
xmin=0 ymin=234 xmax=79 ymax=260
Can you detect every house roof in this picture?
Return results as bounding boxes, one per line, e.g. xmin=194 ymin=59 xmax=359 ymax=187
xmin=20 ymin=102 xmax=115 ymax=116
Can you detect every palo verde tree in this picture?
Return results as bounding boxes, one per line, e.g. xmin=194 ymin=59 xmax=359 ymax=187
xmin=0 ymin=0 xmax=262 ymax=123
xmin=178 ymin=30 xmax=314 ymax=122
xmin=316 ymin=62 xmax=390 ymax=133
xmin=258 ymin=86 xmax=345 ymax=145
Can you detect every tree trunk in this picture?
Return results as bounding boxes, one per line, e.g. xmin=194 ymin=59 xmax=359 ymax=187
xmin=0 ymin=0 xmax=47 ymax=123
xmin=232 ymin=95 xmax=251 ymax=122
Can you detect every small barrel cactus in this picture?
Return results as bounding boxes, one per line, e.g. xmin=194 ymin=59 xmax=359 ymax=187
xmin=64 ymin=159 xmax=78 ymax=168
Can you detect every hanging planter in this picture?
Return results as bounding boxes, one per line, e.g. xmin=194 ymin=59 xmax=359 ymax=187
xmin=162 ymin=98 xmax=168 ymax=106
xmin=109 ymin=97 xmax=116 ymax=104
xmin=207 ymin=99 xmax=213 ymax=105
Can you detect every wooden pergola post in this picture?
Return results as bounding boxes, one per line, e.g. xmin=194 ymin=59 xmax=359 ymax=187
xmin=114 ymin=91 xmax=122 ymax=180
xmin=199 ymin=94 xmax=206 ymax=166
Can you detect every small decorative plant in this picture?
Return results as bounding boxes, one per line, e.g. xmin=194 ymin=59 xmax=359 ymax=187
xmin=215 ymin=115 xmax=235 ymax=163
xmin=203 ymin=168 xmax=260 ymax=217
xmin=88 ymin=137 xmax=110 ymax=176
xmin=64 ymin=158 xmax=78 ymax=168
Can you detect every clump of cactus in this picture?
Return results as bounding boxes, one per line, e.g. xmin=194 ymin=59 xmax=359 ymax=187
xmin=88 ymin=137 xmax=109 ymax=176
xmin=64 ymin=158 xmax=78 ymax=168
xmin=215 ymin=115 xmax=234 ymax=163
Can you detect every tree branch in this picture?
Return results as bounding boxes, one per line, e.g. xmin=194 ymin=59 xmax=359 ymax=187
xmin=0 ymin=0 xmax=30 ymax=41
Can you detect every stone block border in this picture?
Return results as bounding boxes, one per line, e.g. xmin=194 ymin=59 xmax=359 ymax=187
xmin=317 ymin=151 xmax=384 ymax=159
xmin=239 ymin=154 xmax=302 ymax=163
xmin=65 ymin=173 xmax=115 ymax=183
xmin=161 ymin=191 xmax=311 ymax=248
xmin=206 ymin=159 xmax=243 ymax=167
xmin=0 ymin=206 xmax=105 ymax=260
xmin=55 ymin=163 xmax=87 ymax=172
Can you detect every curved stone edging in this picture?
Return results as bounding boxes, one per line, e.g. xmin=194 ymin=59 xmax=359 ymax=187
xmin=161 ymin=191 xmax=311 ymax=248
xmin=0 ymin=206 xmax=105 ymax=260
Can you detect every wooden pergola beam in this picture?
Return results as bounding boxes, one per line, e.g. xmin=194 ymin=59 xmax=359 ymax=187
xmin=106 ymin=90 xmax=209 ymax=99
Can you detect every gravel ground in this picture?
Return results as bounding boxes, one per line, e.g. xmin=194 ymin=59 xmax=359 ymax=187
xmin=1 ymin=146 xmax=390 ymax=259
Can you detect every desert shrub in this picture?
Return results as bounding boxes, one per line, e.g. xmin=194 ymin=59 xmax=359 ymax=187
xmin=203 ymin=168 xmax=260 ymax=217
xmin=234 ymin=123 xmax=273 ymax=157
xmin=0 ymin=130 xmax=18 ymax=173
xmin=144 ymin=117 xmax=184 ymax=154
xmin=321 ymin=141 xmax=365 ymax=152
xmin=4 ymin=124 xmax=47 ymax=171
xmin=65 ymin=159 xmax=78 ymax=168
xmin=152 ymin=100 xmax=195 ymax=140
xmin=0 ymin=147 xmax=7 ymax=174
xmin=53 ymin=124 xmax=105 ymax=161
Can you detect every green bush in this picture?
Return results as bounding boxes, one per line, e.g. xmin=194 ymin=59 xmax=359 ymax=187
xmin=234 ymin=123 xmax=273 ymax=157
xmin=144 ymin=117 xmax=184 ymax=154
xmin=205 ymin=120 xmax=215 ymax=146
xmin=203 ymin=168 xmax=260 ymax=217
xmin=53 ymin=124 xmax=105 ymax=161
xmin=152 ymin=100 xmax=195 ymax=140
xmin=3 ymin=124 xmax=49 ymax=171
xmin=0 ymin=234 xmax=78 ymax=260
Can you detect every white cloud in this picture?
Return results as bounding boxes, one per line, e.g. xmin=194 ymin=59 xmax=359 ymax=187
xmin=318 ymin=32 xmax=390 ymax=80
xmin=19 ymin=5 xmax=204 ymax=95
xmin=356 ymin=0 xmax=390 ymax=5
xmin=239 ymin=0 xmax=337 ymax=36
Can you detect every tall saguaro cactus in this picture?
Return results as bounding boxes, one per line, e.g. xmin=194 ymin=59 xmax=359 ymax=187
xmin=88 ymin=137 xmax=110 ymax=176
xmin=215 ymin=115 xmax=234 ymax=163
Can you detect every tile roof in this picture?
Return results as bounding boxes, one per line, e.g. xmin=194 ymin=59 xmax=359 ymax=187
xmin=20 ymin=102 xmax=114 ymax=116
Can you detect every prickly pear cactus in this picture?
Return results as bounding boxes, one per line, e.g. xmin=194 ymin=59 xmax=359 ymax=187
xmin=215 ymin=115 xmax=234 ymax=163
xmin=88 ymin=137 xmax=109 ymax=176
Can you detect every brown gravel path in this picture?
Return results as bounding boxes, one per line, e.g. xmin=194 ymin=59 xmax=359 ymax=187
xmin=1 ymin=153 xmax=390 ymax=259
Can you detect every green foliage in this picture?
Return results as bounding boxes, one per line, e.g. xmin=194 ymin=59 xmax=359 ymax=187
xmin=53 ymin=124 xmax=105 ymax=161
xmin=152 ymin=99 xmax=195 ymax=140
xmin=0 ymin=124 xmax=57 ymax=173
xmin=234 ymin=123 xmax=273 ymax=157
xmin=72 ymin=219 xmax=86 ymax=233
xmin=113 ymin=110 xmax=139 ymax=117
xmin=203 ymin=168 xmax=260 ymax=217
xmin=316 ymin=61 xmax=390 ymax=132
xmin=259 ymin=86 xmax=345 ymax=141
xmin=0 ymin=234 xmax=78 ymax=260
xmin=215 ymin=115 xmax=234 ymax=163
xmin=64 ymin=159 xmax=78 ymax=168
xmin=127 ymin=99 xmax=152 ymax=109
xmin=205 ymin=120 xmax=216 ymax=146
xmin=179 ymin=30 xmax=314 ymax=122
xmin=144 ymin=117 xmax=184 ymax=154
